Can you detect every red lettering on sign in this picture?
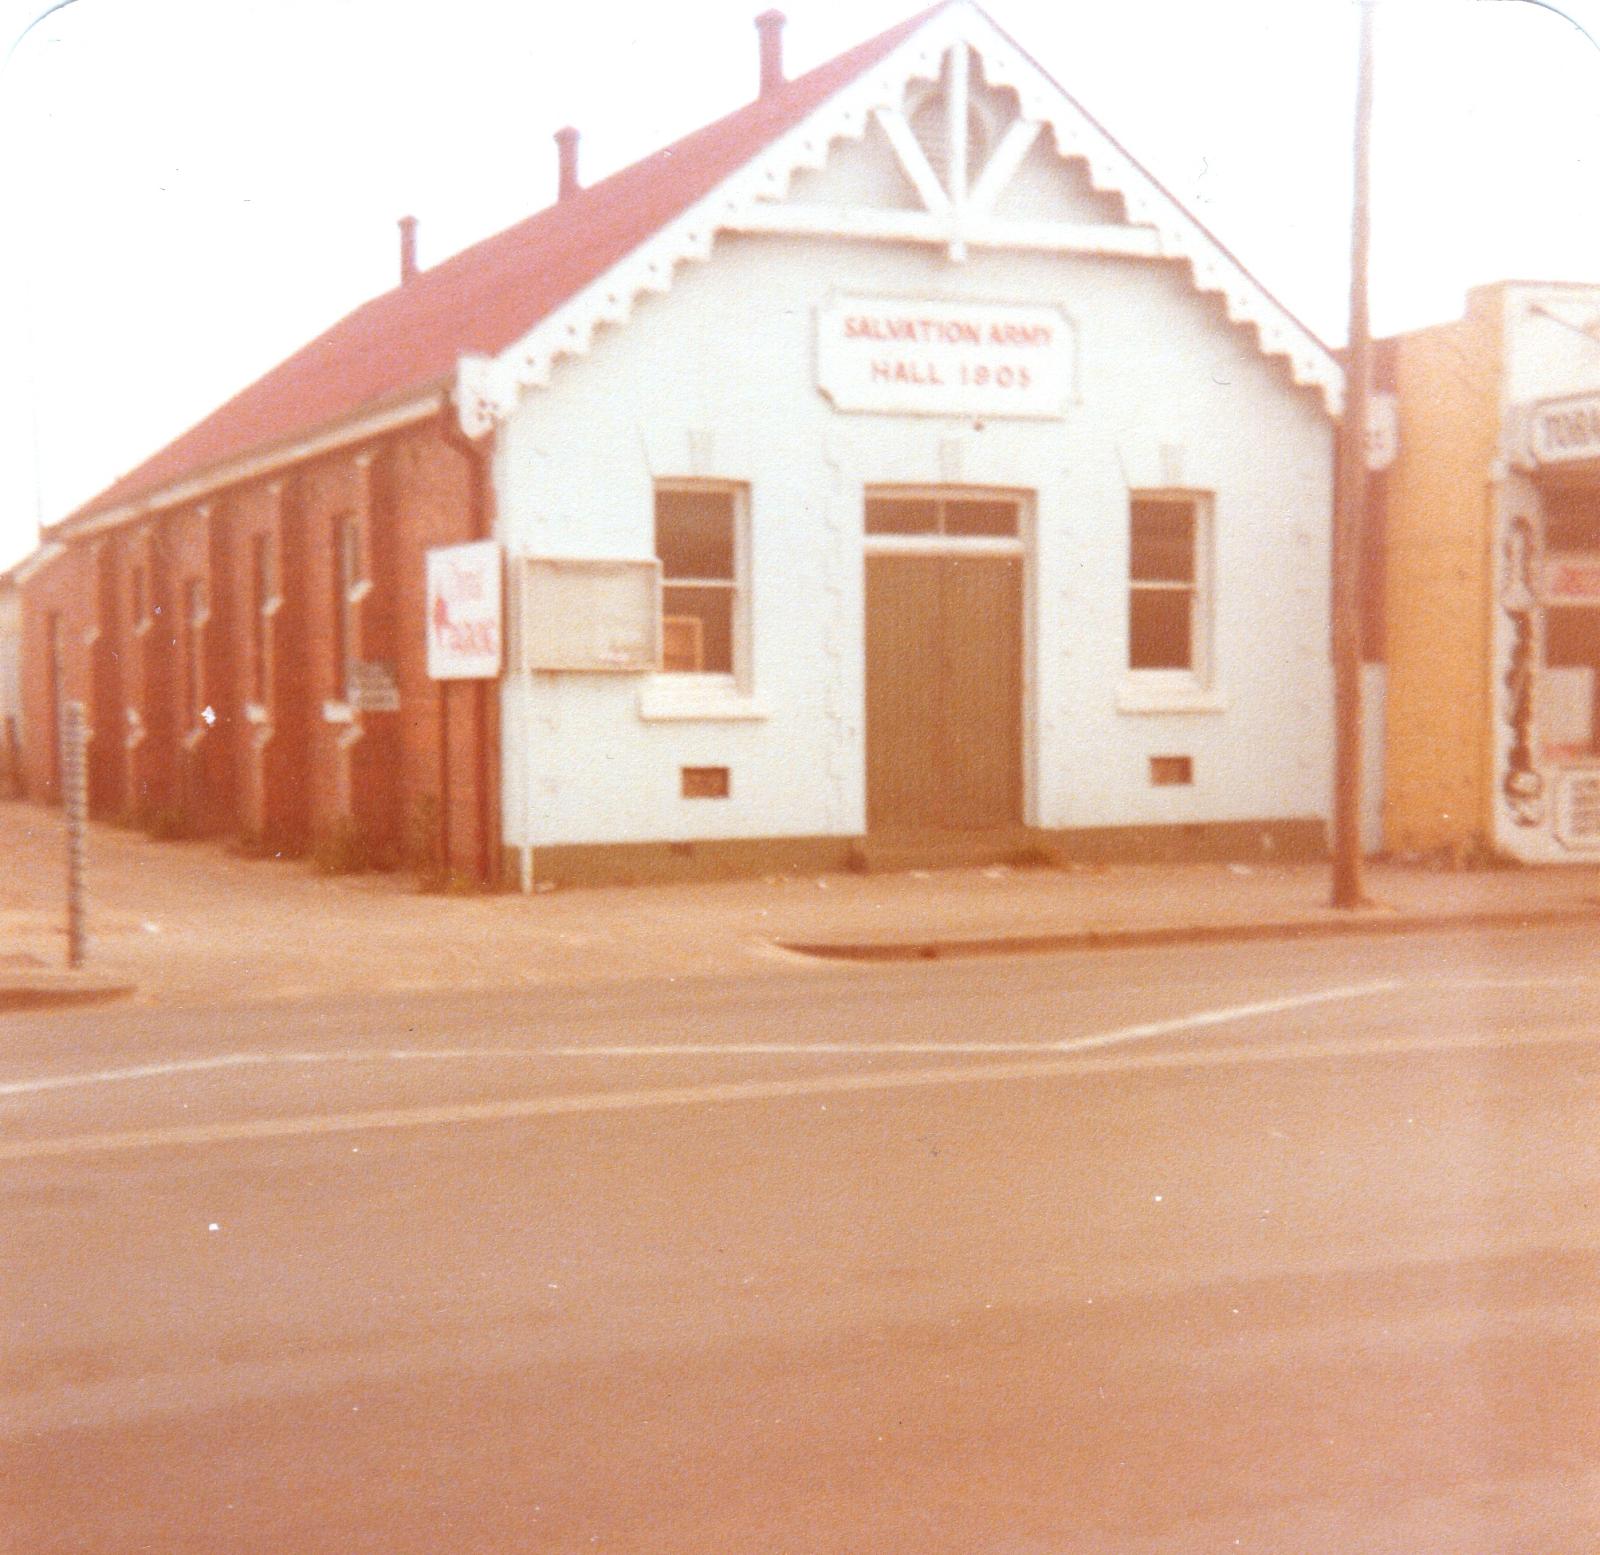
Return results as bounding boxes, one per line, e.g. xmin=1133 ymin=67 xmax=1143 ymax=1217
xmin=441 ymin=620 xmax=499 ymax=656
xmin=870 ymin=358 xmax=946 ymax=385
xmin=957 ymin=363 xmax=1033 ymax=389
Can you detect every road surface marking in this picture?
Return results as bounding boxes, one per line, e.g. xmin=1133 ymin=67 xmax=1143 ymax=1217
xmin=556 ymin=981 xmax=1402 ymax=1057
xmin=0 ymin=1050 xmax=533 ymax=1098
xmin=0 ymin=1024 xmax=1582 ymax=1165
xmin=7 ymin=980 xmax=1540 ymax=1165
xmin=1417 ymin=975 xmax=1600 ymax=992
xmin=0 ymin=981 xmax=1399 ymax=1098
xmin=1049 ymin=981 xmax=1403 ymax=1053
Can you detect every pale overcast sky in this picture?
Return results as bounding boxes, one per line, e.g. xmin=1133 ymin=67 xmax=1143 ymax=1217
xmin=1 ymin=0 xmax=1598 ymax=570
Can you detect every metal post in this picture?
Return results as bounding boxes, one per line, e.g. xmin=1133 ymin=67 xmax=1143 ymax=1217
xmin=60 ymin=698 xmax=88 ymax=967
xmin=1331 ymin=0 xmax=1376 ymax=909
xmin=438 ymin=680 xmax=452 ymax=880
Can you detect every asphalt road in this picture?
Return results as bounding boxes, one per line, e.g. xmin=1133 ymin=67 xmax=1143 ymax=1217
xmin=5 ymin=924 xmax=1600 ymax=1553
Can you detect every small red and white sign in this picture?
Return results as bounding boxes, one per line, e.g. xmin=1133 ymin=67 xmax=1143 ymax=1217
xmin=1365 ymin=391 xmax=1399 ymax=471
xmin=426 ymin=541 xmax=503 ymax=680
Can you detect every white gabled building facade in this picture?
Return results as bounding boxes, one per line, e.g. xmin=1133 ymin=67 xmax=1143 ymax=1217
xmin=461 ymin=5 xmax=1341 ymax=886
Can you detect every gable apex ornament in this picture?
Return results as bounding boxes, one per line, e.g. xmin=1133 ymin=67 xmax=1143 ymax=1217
xmin=453 ymin=1 xmax=1341 ymax=437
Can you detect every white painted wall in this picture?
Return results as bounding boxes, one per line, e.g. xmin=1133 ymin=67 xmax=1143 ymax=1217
xmin=494 ymin=231 xmax=1334 ymax=854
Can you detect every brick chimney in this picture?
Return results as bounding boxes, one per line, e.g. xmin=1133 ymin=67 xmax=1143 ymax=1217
xmin=555 ymin=126 xmax=580 ymax=202
xmin=755 ymin=10 xmax=785 ymax=99
xmin=397 ymin=215 xmax=418 ymax=286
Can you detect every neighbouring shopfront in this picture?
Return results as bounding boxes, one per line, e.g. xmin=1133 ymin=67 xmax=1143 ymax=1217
xmin=1380 ymin=280 xmax=1600 ymax=864
xmin=1500 ymin=381 xmax=1600 ymax=859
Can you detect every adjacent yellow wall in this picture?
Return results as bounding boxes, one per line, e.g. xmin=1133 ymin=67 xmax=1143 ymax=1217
xmin=1382 ymin=290 xmax=1503 ymax=855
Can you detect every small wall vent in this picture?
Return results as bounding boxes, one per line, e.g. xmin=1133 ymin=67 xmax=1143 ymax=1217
xmin=682 ymin=766 xmax=731 ymax=799
xmin=1149 ymin=755 xmax=1193 ymax=787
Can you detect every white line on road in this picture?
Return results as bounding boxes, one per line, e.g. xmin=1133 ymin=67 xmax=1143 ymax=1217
xmin=0 ymin=981 xmax=1423 ymax=1162
xmin=0 ymin=981 xmax=1401 ymax=1099
xmin=1419 ymin=975 xmax=1600 ymax=992
xmin=0 ymin=1049 xmax=619 ymax=1098
xmin=4 ymin=1017 xmax=1593 ymax=1166
xmin=559 ymin=981 xmax=1404 ymax=1057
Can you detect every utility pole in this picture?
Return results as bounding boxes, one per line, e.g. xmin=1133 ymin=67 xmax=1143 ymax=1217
xmin=1331 ymin=0 xmax=1376 ymax=909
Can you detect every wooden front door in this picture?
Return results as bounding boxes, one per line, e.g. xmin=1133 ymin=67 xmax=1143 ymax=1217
xmin=865 ymin=551 xmax=1023 ymax=832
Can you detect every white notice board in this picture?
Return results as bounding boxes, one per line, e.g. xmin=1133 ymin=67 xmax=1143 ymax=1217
xmin=521 ymin=557 xmax=660 ymax=672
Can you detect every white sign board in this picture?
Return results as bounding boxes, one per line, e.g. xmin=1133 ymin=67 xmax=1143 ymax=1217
xmin=426 ymin=541 xmax=503 ymax=680
xmin=521 ymin=557 xmax=660 ymax=673
xmin=1365 ymin=390 xmax=1399 ymax=471
xmin=1531 ymin=392 xmax=1600 ymax=466
xmin=817 ymin=296 xmax=1071 ymax=419
xmin=347 ymin=660 xmax=401 ymax=712
xmin=1554 ymin=769 xmax=1600 ymax=850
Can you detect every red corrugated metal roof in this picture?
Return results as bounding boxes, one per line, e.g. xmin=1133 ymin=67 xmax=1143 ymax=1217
xmin=65 ymin=5 xmax=947 ymax=528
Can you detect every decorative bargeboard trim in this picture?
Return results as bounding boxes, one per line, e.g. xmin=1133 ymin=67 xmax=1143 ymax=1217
xmin=455 ymin=2 xmax=1341 ymax=436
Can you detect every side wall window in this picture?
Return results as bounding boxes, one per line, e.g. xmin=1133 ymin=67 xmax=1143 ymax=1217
xmin=332 ymin=516 xmax=364 ymax=695
xmin=183 ymin=578 xmax=208 ymax=727
xmin=250 ymin=533 xmax=274 ymax=705
xmin=655 ymin=486 xmax=744 ymax=677
xmin=1128 ymin=494 xmax=1210 ymax=679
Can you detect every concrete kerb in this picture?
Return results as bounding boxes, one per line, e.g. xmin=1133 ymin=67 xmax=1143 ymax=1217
xmin=776 ymin=903 xmax=1600 ymax=963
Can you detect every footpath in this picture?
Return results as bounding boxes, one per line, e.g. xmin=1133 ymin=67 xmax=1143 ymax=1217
xmin=3 ymin=799 xmax=1599 ymax=1013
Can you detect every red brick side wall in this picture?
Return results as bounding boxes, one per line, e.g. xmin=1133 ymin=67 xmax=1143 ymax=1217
xmin=384 ymin=426 xmax=497 ymax=880
xmin=220 ymin=482 xmax=303 ymax=848
xmin=296 ymin=456 xmax=366 ymax=842
xmin=116 ymin=522 xmax=181 ymax=823
xmin=17 ymin=413 xmax=499 ymax=883
xmin=158 ymin=504 xmax=235 ymax=834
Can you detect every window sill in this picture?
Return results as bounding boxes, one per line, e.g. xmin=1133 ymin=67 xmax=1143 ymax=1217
xmin=1117 ymin=680 xmax=1228 ymax=715
xmin=638 ymin=678 xmax=768 ymax=723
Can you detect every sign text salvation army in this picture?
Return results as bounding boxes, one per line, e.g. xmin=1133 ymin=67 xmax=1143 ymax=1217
xmin=816 ymin=296 xmax=1072 ymax=419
